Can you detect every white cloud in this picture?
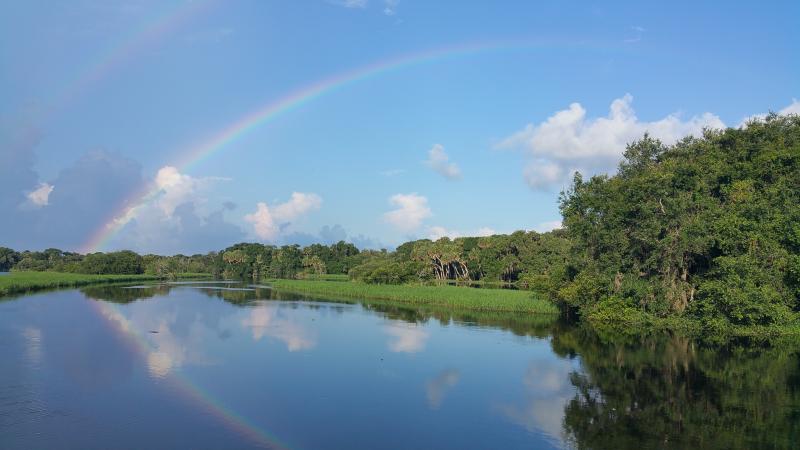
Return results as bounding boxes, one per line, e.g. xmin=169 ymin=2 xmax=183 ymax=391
xmin=781 ymin=99 xmax=800 ymax=115
xmin=383 ymin=193 xmax=432 ymax=232
xmin=499 ymin=94 xmax=724 ymax=190
xmin=154 ymin=166 xmax=203 ymax=217
xmin=425 ymin=144 xmax=461 ymax=180
xmin=532 ymin=220 xmax=562 ymax=233
xmin=146 ymin=166 xmax=231 ymax=219
xmin=244 ymin=203 xmax=278 ymax=241
xmin=272 ymin=192 xmax=322 ymax=223
xmin=101 ymin=165 xmax=244 ymax=254
xmin=740 ymin=99 xmax=800 ymax=126
xmin=427 ymin=225 xmax=495 ymax=240
xmin=245 ymin=192 xmax=323 ymax=241
xmin=96 ymin=165 xmax=221 ymax=230
xmin=26 ymin=183 xmax=54 ymax=207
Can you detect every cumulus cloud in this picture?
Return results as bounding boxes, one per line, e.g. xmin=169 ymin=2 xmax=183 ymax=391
xmin=425 ymin=144 xmax=461 ymax=180
xmin=383 ymin=193 xmax=432 ymax=232
xmin=26 ymin=183 xmax=54 ymax=207
xmin=116 ymin=202 xmax=245 ymax=255
xmin=0 ymin=137 xmax=245 ymax=254
xmin=153 ymin=166 xmax=223 ymax=217
xmin=101 ymin=165 xmax=244 ymax=254
xmin=244 ymin=203 xmax=278 ymax=241
xmin=244 ymin=192 xmax=322 ymax=242
xmin=272 ymin=192 xmax=323 ymax=223
xmin=427 ymin=225 xmax=495 ymax=240
xmin=498 ymin=94 xmax=725 ymax=190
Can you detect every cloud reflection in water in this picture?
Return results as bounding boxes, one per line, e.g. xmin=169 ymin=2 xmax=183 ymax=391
xmin=384 ymin=322 xmax=429 ymax=353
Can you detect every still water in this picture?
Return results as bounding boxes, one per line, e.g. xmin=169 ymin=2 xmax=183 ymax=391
xmin=1 ymin=282 xmax=798 ymax=449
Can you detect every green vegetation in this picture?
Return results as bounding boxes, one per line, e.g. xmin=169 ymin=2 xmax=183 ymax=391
xmin=268 ymin=279 xmax=559 ymax=314
xmin=556 ymin=114 xmax=800 ymax=335
xmin=2 ymin=115 xmax=799 ymax=336
xmin=553 ymin=326 xmax=800 ymax=449
xmin=297 ymin=273 xmax=350 ymax=281
xmin=335 ymin=115 xmax=800 ymax=337
xmin=211 ymin=241 xmax=362 ymax=280
xmin=346 ymin=231 xmax=570 ymax=286
xmin=0 ymin=271 xmax=189 ymax=297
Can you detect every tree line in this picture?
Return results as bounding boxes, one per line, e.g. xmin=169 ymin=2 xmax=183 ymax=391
xmin=2 ymin=114 xmax=798 ymax=330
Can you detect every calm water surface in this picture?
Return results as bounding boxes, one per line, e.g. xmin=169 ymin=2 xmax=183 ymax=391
xmin=1 ymin=282 xmax=798 ymax=449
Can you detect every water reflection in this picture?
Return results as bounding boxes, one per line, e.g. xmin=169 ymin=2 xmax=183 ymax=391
xmin=495 ymin=358 xmax=578 ymax=446
xmin=21 ymin=327 xmax=42 ymax=367
xmin=384 ymin=322 xmax=429 ymax=353
xmin=426 ymin=369 xmax=460 ymax=409
xmin=241 ymin=305 xmax=316 ymax=351
xmin=553 ymin=329 xmax=800 ymax=450
xmin=2 ymin=282 xmax=800 ymax=449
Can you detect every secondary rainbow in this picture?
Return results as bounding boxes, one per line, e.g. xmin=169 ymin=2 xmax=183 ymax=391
xmin=43 ymin=0 xmax=215 ymax=121
xmin=81 ymin=37 xmax=595 ymax=253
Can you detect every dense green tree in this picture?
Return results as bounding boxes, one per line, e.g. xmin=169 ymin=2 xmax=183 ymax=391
xmin=0 ymin=247 xmax=20 ymax=271
xmin=558 ymin=114 xmax=800 ymax=328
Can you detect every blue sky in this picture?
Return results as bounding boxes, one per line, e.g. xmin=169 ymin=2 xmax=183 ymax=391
xmin=2 ymin=0 xmax=798 ymax=254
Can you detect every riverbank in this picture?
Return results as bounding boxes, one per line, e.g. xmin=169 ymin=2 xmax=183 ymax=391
xmin=267 ymin=279 xmax=559 ymax=314
xmin=268 ymin=279 xmax=800 ymax=340
xmin=0 ymin=271 xmax=209 ymax=297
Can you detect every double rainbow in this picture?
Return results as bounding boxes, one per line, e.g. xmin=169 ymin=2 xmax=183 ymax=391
xmin=81 ymin=37 xmax=593 ymax=253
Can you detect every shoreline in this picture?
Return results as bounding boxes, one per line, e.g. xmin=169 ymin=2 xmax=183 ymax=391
xmin=267 ymin=279 xmax=559 ymax=314
xmin=0 ymin=271 xmax=210 ymax=297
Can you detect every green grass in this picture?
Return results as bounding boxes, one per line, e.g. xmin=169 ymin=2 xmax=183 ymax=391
xmin=296 ymin=273 xmax=349 ymax=281
xmin=0 ymin=271 xmax=209 ymax=297
xmin=267 ymin=279 xmax=559 ymax=314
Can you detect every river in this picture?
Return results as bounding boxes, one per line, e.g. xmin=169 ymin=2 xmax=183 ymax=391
xmin=1 ymin=282 xmax=798 ymax=449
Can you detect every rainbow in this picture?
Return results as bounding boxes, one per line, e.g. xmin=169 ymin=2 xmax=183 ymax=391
xmin=90 ymin=298 xmax=289 ymax=449
xmin=42 ymin=0 xmax=216 ymax=121
xmin=81 ymin=37 xmax=597 ymax=253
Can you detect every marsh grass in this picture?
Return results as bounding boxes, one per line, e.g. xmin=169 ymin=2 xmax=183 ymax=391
xmin=268 ymin=279 xmax=558 ymax=314
xmin=297 ymin=273 xmax=349 ymax=281
xmin=0 ymin=272 xmax=209 ymax=297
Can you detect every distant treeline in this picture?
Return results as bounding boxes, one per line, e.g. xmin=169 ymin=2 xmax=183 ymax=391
xmin=0 ymin=233 xmax=569 ymax=285
xmin=2 ymin=115 xmax=799 ymax=331
xmin=0 ymin=248 xmax=214 ymax=277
